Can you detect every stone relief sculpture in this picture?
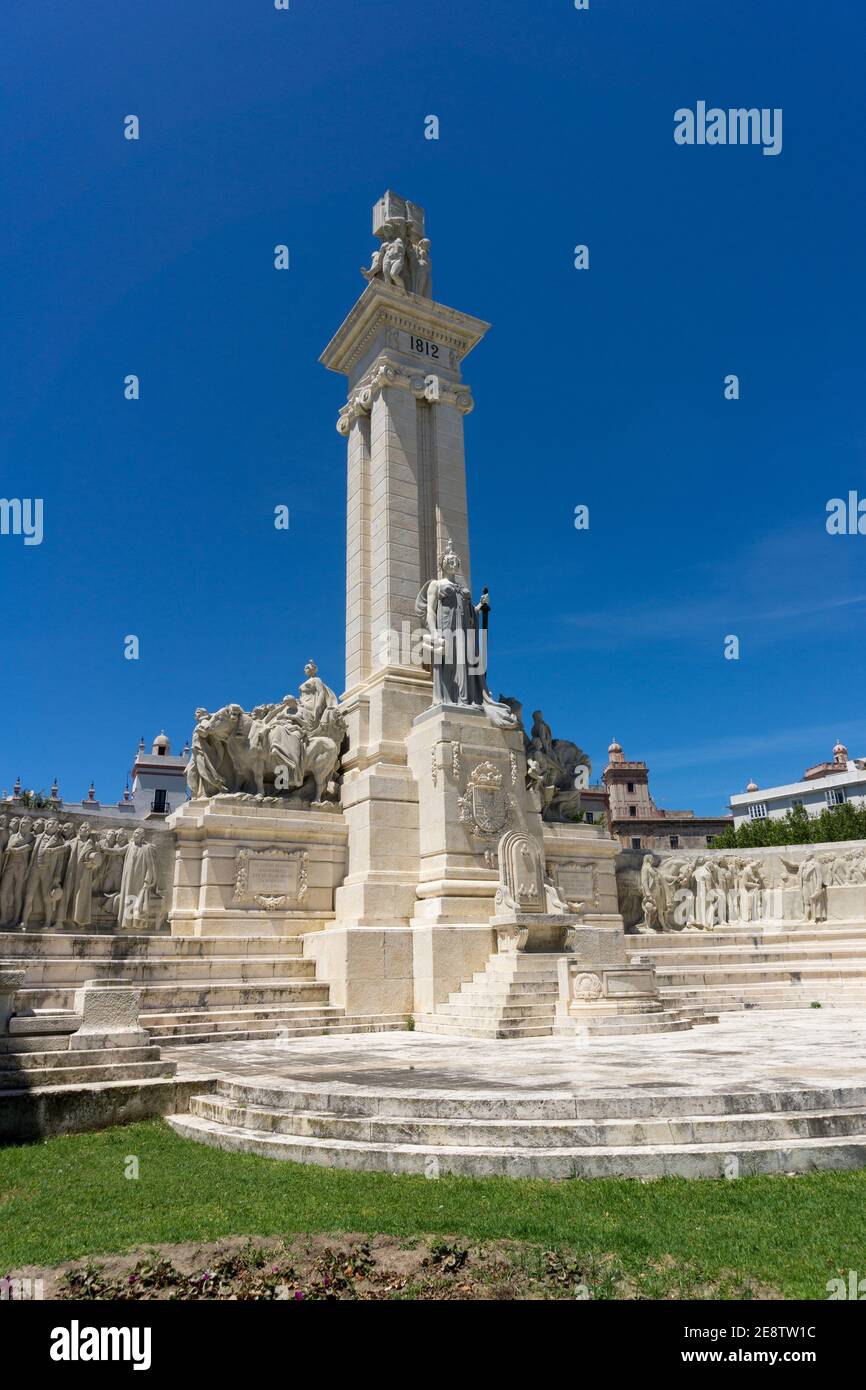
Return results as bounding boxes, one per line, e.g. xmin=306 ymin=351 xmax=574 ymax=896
xmin=492 ymin=829 xmax=579 ymax=954
xmin=633 ymin=845 xmax=866 ymax=931
xmin=186 ymin=661 xmax=346 ymax=803
xmin=0 ymin=814 xmax=166 ymax=932
xmin=415 ymin=543 xmax=519 ymax=731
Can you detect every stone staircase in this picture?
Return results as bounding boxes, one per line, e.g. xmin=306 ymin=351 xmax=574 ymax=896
xmin=416 ymin=953 xmax=561 ymax=1038
xmin=626 ymin=922 xmax=866 ymax=1015
xmin=0 ymin=1032 xmax=175 ymax=1090
xmin=168 ymin=1073 xmax=866 ymax=1179
xmin=0 ymin=932 xmax=409 ymax=1046
xmin=415 ymin=952 xmax=697 ymax=1039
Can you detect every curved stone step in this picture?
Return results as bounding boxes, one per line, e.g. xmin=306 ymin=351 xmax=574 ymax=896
xmin=167 ymin=1110 xmax=866 ymax=1179
xmin=188 ymin=1093 xmax=866 ymax=1149
xmin=208 ymin=1076 xmax=866 ymax=1121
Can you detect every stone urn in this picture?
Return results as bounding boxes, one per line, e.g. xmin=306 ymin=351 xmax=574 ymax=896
xmin=0 ymin=968 xmax=26 ymax=1033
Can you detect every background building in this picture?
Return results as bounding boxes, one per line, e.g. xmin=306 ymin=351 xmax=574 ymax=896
xmin=2 ymin=730 xmax=189 ymax=821
xmin=130 ymin=733 xmax=190 ymax=818
xmin=730 ymin=740 xmax=866 ymax=829
xmin=602 ymin=739 xmax=731 ymax=850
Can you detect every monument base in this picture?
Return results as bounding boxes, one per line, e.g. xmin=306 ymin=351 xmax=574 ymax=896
xmin=167 ymin=798 xmax=348 ymax=937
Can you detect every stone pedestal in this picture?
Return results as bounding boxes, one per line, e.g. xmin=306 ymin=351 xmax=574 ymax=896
xmin=543 ymin=822 xmax=624 ymax=929
xmin=69 ymin=980 xmax=150 ymax=1050
xmin=406 ymin=704 xmax=536 ymax=926
xmin=167 ymin=798 xmax=348 ymax=937
xmin=554 ymin=942 xmax=674 ymax=1036
xmin=0 ymin=968 xmax=25 ymax=1033
xmin=334 ymin=668 xmax=429 ymax=930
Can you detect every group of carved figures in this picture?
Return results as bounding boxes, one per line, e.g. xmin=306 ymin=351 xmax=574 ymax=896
xmin=0 ymin=817 xmax=164 ymax=932
xmin=639 ymin=848 xmax=866 ymax=931
xmin=186 ymin=661 xmax=346 ymax=801
xmin=361 ymin=219 xmax=432 ymax=297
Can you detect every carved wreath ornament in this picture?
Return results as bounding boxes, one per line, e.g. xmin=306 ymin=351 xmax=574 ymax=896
xmin=233 ymin=848 xmax=308 ymax=910
xmin=457 ymin=760 xmax=514 ymax=840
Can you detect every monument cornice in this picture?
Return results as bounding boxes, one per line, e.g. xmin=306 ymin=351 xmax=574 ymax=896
xmin=320 ymin=279 xmax=490 ymax=378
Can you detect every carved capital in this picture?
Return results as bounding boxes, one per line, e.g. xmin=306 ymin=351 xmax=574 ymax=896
xmin=337 ymin=357 xmax=473 ymax=433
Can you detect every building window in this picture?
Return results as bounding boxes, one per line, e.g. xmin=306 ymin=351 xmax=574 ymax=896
xmin=706 ymin=836 xmax=714 ymax=847
xmin=826 ymin=787 xmax=846 ymax=807
xmin=626 ymin=782 xmax=635 ymax=794
xmin=628 ymin=805 xmax=637 ymax=817
xmin=749 ymin=803 xmax=767 ymax=820
xmin=631 ymin=837 xmax=641 ymax=849
xmin=152 ymin=789 xmax=167 ymax=813
xmin=585 ymin=811 xmax=594 ymax=823
xmin=669 ymin=835 xmax=679 ymax=849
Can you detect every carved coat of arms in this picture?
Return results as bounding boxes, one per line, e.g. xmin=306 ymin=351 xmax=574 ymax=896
xmin=458 ymin=761 xmax=513 ymax=839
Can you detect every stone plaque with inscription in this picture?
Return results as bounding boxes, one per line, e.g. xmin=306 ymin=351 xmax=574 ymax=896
xmin=558 ymin=865 xmax=595 ymax=904
xmin=234 ymin=848 xmax=308 ymax=910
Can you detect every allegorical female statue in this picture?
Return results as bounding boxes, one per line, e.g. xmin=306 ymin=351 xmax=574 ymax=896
xmin=416 ymin=543 xmax=518 ymax=729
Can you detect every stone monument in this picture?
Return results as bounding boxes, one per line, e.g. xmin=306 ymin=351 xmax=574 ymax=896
xmin=168 ymin=190 xmax=629 ymax=1021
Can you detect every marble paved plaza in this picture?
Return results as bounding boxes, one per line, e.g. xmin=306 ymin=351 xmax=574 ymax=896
xmin=166 ymin=1010 xmax=866 ymax=1101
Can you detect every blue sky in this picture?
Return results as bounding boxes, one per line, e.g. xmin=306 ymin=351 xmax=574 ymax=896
xmin=1 ymin=0 xmax=864 ymax=816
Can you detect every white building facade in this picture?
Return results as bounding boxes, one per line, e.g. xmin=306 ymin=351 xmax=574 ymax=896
xmin=730 ymin=741 xmax=866 ymax=829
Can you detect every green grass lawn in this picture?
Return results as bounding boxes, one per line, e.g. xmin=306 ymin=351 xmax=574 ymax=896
xmin=1 ymin=1120 xmax=864 ymax=1298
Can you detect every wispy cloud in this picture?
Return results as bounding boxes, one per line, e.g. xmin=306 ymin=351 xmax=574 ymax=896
xmin=644 ymin=721 xmax=866 ymax=773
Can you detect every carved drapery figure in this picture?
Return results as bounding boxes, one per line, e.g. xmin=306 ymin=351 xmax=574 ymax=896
xmin=416 ymin=544 xmax=518 ymax=731
xmin=118 ymin=827 xmax=165 ymax=931
xmin=0 ymin=818 xmax=33 ymax=926
xmin=20 ymin=819 xmax=68 ymax=930
xmin=70 ymin=830 xmax=103 ymax=929
xmin=186 ymin=662 xmax=346 ymax=802
xmin=800 ymin=854 xmax=826 ymax=923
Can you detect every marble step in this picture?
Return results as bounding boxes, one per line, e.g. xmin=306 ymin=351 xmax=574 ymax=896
xmin=0 ymin=1059 xmax=177 ymax=1089
xmin=16 ymin=980 xmax=332 ymax=1013
xmin=652 ymin=962 xmax=866 ymax=985
xmin=453 ymin=977 xmax=559 ymax=996
xmin=659 ymin=988 xmax=866 ymax=1011
xmin=16 ymin=956 xmax=317 ymax=986
xmin=161 ymin=1019 xmax=410 ymax=1047
xmin=187 ymin=1092 xmax=866 ymax=1149
xmin=558 ymin=1012 xmax=698 ymax=1036
xmin=480 ymin=954 xmax=565 ymax=972
xmin=168 ymin=1111 xmax=866 ymax=1179
xmin=0 ymin=1045 xmax=162 ymax=1070
xmin=0 ymin=932 xmax=305 ymax=958
xmin=210 ymin=1076 xmax=866 ymax=1120
xmin=626 ymin=924 xmax=866 ymax=948
xmin=145 ymin=1003 xmax=346 ymax=1031
xmin=414 ymin=1017 xmax=557 ymax=1039
xmin=627 ymin=943 xmax=866 ymax=965
xmin=436 ymin=1002 xmax=557 ymax=1021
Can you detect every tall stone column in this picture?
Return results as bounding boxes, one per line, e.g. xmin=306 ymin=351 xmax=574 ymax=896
xmin=320 ymin=195 xmax=489 ymax=949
